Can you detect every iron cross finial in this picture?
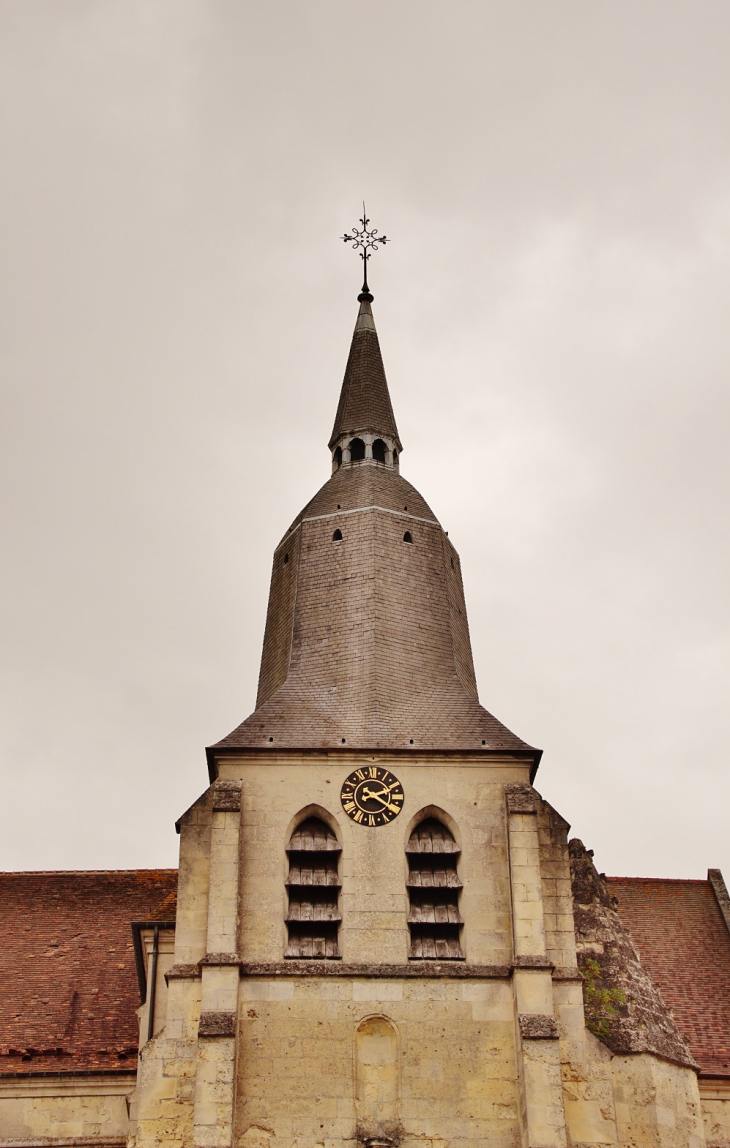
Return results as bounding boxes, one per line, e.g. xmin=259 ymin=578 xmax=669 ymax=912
xmin=340 ymin=203 xmax=389 ymax=301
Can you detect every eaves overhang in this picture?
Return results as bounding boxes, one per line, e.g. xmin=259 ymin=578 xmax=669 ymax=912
xmin=205 ymin=743 xmax=542 ymax=785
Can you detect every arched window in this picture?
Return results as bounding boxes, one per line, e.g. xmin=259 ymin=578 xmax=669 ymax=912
xmin=285 ymin=816 xmax=341 ymax=959
xmin=392 ymin=449 xmax=398 ymax=466
xmin=406 ymin=817 xmax=463 ymax=959
xmin=332 ymin=529 xmax=343 ymax=541
xmin=372 ymin=439 xmax=386 ymax=463
xmin=349 ymin=437 xmax=366 ymax=461
xmin=403 ymin=531 xmax=413 ymax=544
xmin=333 ymin=446 xmax=342 ymax=469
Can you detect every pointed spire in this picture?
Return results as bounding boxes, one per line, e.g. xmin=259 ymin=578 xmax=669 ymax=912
xmin=328 ymin=298 xmax=402 ymax=451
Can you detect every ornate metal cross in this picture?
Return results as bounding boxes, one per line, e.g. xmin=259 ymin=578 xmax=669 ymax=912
xmin=341 ymin=204 xmax=389 ymax=300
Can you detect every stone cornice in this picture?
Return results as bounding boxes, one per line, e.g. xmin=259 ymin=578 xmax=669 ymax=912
xmin=240 ymin=961 xmax=510 ymax=979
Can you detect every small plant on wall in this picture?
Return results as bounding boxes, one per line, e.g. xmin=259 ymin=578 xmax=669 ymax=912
xmin=582 ymin=957 xmax=626 ymax=1041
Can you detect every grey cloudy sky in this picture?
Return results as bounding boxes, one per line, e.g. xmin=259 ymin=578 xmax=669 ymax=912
xmin=1 ymin=1 xmax=728 ymax=881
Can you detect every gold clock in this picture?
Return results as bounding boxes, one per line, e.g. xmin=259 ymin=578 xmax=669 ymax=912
xmin=340 ymin=766 xmax=404 ymax=827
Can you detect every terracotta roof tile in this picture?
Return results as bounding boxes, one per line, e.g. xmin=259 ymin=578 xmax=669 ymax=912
xmin=0 ymin=869 xmax=177 ymax=1076
xmin=607 ymin=876 xmax=730 ymax=1077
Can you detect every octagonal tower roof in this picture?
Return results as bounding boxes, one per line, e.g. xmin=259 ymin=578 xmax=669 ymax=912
xmin=210 ymin=297 xmax=537 ymax=764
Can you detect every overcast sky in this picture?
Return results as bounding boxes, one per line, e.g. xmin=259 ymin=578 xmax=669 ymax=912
xmin=1 ymin=2 xmax=728 ymax=881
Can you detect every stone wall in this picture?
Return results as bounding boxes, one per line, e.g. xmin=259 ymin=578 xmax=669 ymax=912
xmin=0 ymin=1073 xmax=132 ymax=1146
xmin=611 ymin=1053 xmax=705 ymax=1148
xmin=122 ymin=761 xmax=719 ymax=1148
xmin=236 ymin=976 xmax=518 ymax=1148
xmin=701 ymin=1079 xmax=730 ymax=1148
xmin=569 ymin=838 xmax=696 ymax=1067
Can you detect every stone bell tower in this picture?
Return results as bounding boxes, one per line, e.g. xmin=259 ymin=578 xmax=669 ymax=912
xmin=129 ymin=265 xmax=706 ymax=1148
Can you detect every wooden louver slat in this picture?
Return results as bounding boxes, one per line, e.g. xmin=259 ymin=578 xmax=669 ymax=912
xmin=286 ymin=861 xmax=341 ymax=887
xmin=285 ymin=928 xmax=340 ymax=960
xmin=407 ymin=900 xmax=463 ymax=924
xmin=406 ymin=865 xmax=462 ymax=889
xmin=286 ymin=817 xmax=340 ymax=959
xmin=407 ymin=818 xmax=463 ymax=960
xmin=406 ymin=820 xmax=461 ymax=854
xmin=287 ymin=821 xmax=342 ymax=852
xmin=408 ymin=931 xmax=463 ymax=960
xmin=286 ymin=899 xmax=342 ymax=922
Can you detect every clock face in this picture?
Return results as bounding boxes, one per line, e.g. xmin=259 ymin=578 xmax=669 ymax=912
xmin=340 ymin=766 xmax=404 ymax=827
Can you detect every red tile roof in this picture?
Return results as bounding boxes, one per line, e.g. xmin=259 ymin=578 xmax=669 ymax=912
xmin=0 ymin=869 xmax=177 ymax=1076
xmin=607 ymin=876 xmax=730 ymax=1077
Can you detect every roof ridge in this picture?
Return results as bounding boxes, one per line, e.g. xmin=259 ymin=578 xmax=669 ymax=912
xmin=0 ymin=868 xmax=178 ymax=878
xmin=606 ymin=876 xmax=710 ymax=885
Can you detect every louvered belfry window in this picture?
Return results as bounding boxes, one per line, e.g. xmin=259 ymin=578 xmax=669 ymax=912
xmin=285 ymin=817 xmax=341 ymax=959
xmin=407 ymin=818 xmax=463 ymax=959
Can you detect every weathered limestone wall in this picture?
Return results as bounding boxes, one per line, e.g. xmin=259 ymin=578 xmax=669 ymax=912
xmin=229 ymin=753 xmax=528 ymax=1148
xmin=229 ymin=753 xmax=526 ymax=969
xmin=611 ymin=1054 xmax=705 ymax=1148
xmin=536 ymin=793 xmax=711 ymax=1148
xmin=236 ymin=975 xmax=518 ymax=1148
xmin=0 ymin=1074 xmax=132 ymax=1146
xmin=700 ymin=1079 xmax=730 ymax=1148
xmin=505 ymin=785 xmax=568 ymax=1148
xmin=128 ymin=785 xmax=214 ymax=1148
xmin=124 ymin=756 xmax=714 ymax=1148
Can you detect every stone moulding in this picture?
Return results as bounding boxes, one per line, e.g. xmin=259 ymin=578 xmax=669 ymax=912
xmin=165 ymin=963 xmax=200 ymax=982
xmin=166 ymin=958 xmax=580 ymax=982
xmin=198 ymin=1010 xmax=237 ymax=1037
xmin=552 ymin=965 xmax=584 ymax=982
xmin=519 ymin=1014 xmax=559 ymax=1040
xmin=211 ymin=779 xmax=242 ymax=812
xmin=504 ymin=784 xmax=538 ymax=813
xmin=240 ymin=961 xmax=511 ymax=979
xmin=511 ymin=954 xmax=554 ymax=970
xmin=0 ymin=1139 xmax=128 ymax=1147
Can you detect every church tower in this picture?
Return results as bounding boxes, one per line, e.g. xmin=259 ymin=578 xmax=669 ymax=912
xmin=129 ymin=264 xmax=706 ymax=1148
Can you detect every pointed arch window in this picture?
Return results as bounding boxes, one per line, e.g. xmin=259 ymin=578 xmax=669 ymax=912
xmin=372 ymin=439 xmax=386 ymax=463
xmin=285 ymin=816 xmax=341 ymax=959
xmin=407 ymin=817 xmax=463 ymax=959
xmin=349 ymin=437 xmax=366 ymax=461
xmin=333 ymin=446 xmax=342 ymax=469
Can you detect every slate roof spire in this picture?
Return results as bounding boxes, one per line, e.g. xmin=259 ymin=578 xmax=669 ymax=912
xmin=330 ymin=206 xmax=400 ymax=454
xmin=208 ymin=268 xmax=538 ymax=764
xmin=328 ymin=298 xmax=402 ymax=453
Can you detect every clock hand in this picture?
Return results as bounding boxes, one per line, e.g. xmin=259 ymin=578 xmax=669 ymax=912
xmin=361 ymin=786 xmax=401 ymax=813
